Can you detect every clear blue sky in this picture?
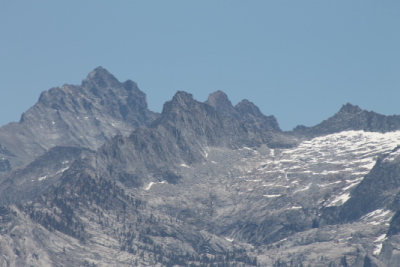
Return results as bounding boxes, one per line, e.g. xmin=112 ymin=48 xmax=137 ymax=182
xmin=1 ymin=1 xmax=399 ymax=130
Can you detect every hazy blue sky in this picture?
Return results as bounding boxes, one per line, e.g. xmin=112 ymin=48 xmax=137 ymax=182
xmin=1 ymin=1 xmax=399 ymax=130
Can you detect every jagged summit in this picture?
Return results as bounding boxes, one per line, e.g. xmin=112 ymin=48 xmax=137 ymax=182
xmin=235 ymin=99 xmax=263 ymax=117
xmin=205 ymin=90 xmax=281 ymax=132
xmin=156 ymin=91 xmax=202 ymax=122
xmin=82 ymin=66 xmax=120 ymax=88
xmin=338 ymin=103 xmax=363 ymax=114
xmin=0 ymin=67 xmax=158 ymax=171
xmin=206 ymin=90 xmax=237 ymax=117
xmin=152 ymin=90 xmax=263 ymax=148
xmin=164 ymin=91 xmax=196 ymax=111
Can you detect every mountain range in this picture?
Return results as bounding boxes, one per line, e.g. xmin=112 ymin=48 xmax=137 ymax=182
xmin=1 ymin=67 xmax=400 ymax=266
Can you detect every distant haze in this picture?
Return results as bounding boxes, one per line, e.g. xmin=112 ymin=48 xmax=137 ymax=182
xmin=0 ymin=1 xmax=399 ymax=130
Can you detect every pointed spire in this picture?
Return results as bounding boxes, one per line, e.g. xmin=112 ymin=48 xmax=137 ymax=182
xmin=235 ymin=99 xmax=264 ymax=117
xmin=82 ymin=66 xmax=120 ymax=88
xmin=160 ymin=91 xmax=196 ymax=115
xmin=205 ymin=90 xmax=236 ymax=116
xmin=338 ymin=103 xmax=363 ymax=114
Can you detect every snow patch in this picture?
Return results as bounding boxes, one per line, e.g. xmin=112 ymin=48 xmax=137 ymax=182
xmin=55 ymin=167 xmax=69 ymax=175
xmin=38 ymin=176 xmax=47 ymax=181
xmin=327 ymin=193 xmax=350 ymax=207
xmin=373 ymin=243 xmax=383 ymax=255
xmin=263 ymin=194 xmax=281 ymax=198
xmin=270 ymin=149 xmax=275 ymax=157
xmin=145 ymin=181 xmax=167 ymax=191
xmin=362 ymin=209 xmax=390 ymax=220
xmin=374 ymin=234 xmax=386 ymax=243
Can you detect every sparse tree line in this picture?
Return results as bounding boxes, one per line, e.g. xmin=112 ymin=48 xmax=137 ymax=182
xmin=14 ymin=171 xmax=260 ymax=266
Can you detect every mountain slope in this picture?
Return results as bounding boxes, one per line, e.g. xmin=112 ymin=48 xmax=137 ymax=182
xmin=0 ymin=146 xmax=94 ymax=206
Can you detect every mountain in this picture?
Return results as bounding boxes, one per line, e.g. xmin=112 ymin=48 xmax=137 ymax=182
xmin=0 ymin=67 xmax=157 ymax=171
xmin=293 ymin=103 xmax=400 ymax=137
xmin=86 ymin=90 xmax=266 ymax=191
xmin=2 ymin=68 xmax=400 ymax=266
xmin=205 ymin=91 xmax=298 ymax=149
xmin=205 ymin=90 xmax=281 ymax=132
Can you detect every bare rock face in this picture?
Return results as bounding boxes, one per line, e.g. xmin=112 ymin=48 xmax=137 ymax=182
xmin=0 ymin=67 xmax=157 ymax=170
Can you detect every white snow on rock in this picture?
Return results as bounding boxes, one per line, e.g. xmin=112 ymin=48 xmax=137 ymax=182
xmin=232 ymin=130 xmax=400 ymax=206
xmin=327 ymin=193 xmax=350 ymax=207
xmin=373 ymin=243 xmax=383 ymax=255
xmin=145 ymin=181 xmax=167 ymax=191
xmin=374 ymin=234 xmax=386 ymax=243
xmin=38 ymin=176 xmax=47 ymax=181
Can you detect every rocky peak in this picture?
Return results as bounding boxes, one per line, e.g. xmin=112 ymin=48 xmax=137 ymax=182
xmin=205 ymin=91 xmax=281 ymax=132
xmin=338 ymin=103 xmax=363 ymax=114
xmin=0 ymin=67 xmax=158 ymax=171
xmin=82 ymin=66 xmax=120 ymax=89
xmin=158 ymin=91 xmax=198 ymax=118
xmin=205 ymin=90 xmax=236 ymax=116
xmin=171 ymin=91 xmax=195 ymax=107
xmin=235 ymin=99 xmax=264 ymax=118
